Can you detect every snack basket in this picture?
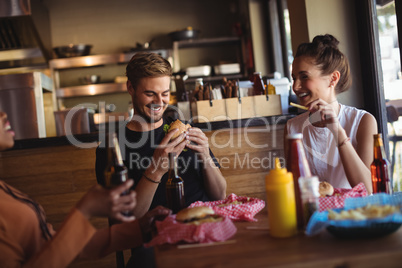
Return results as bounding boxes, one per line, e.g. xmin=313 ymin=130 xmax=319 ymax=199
xmin=189 ymin=193 xmax=266 ymax=221
xmin=306 ymin=193 xmax=402 ymax=238
xmin=144 ymin=215 xmax=236 ymax=247
xmin=319 ymin=183 xmax=368 ymax=211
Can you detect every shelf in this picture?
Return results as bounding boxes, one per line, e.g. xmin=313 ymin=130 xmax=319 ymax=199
xmin=172 ymin=36 xmax=244 ymax=74
xmin=185 ymin=74 xmax=244 ymax=84
xmin=174 ymin=36 xmax=241 ymax=49
xmin=50 ymin=49 xmax=172 ymax=106
xmin=49 ymin=49 xmax=170 ymax=70
xmin=49 ymin=53 xmax=133 ymax=70
xmin=0 ymin=48 xmax=44 ymax=61
xmin=55 ymin=83 xmax=126 ymax=98
xmin=0 ymin=64 xmax=48 ymax=75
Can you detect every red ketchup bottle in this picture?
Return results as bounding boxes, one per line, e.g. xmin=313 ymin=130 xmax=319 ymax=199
xmin=286 ymin=133 xmax=312 ymax=231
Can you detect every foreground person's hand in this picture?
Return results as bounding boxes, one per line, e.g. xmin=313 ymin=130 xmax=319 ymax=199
xmin=139 ymin=206 xmax=172 ymax=241
xmin=76 ymin=179 xmax=137 ymax=222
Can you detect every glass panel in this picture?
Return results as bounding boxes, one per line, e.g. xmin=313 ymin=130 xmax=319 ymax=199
xmin=377 ymin=1 xmax=402 ymax=192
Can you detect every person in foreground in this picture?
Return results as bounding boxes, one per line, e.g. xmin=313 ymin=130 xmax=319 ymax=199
xmin=0 ymin=111 xmax=171 ymax=268
xmin=285 ymin=34 xmax=377 ymax=193
xmin=96 ymin=52 xmax=227 ymax=218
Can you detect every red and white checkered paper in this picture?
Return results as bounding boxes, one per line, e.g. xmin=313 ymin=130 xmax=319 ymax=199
xmin=318 ymin=182 xmax=368 ymax=212
xmin=189 ymin=193 xmax=266 ymax=222
xmin=144 ymin=215 xmax=237 ymax=247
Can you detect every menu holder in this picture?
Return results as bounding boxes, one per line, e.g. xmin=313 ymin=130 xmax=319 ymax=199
xmin=191 ymin=99 xmax=228 ymax=123
xmin=190 ymin=94 xmax=282 ymax=123
xmin=253 ymin=94 xmax=282 ymax=117
xmin=225 ymin=96 xmax=255 ymax=120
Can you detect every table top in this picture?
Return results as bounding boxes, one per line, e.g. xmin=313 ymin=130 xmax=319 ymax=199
xmin=154 ymin=208 xmax=402 ymax=268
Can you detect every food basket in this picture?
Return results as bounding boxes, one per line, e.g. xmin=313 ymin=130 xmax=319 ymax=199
xmin=326 ymin=221 xmax=401 ymax=239
xmin=189 ymin=193 xmax=265 ymax=221
xmin=306 ymin=193 xmax=402 ymax=238
xmin=319 ymin=183 xmax=368 ymax=211
xmin=144 ymin=215 xmax=236 ymax=247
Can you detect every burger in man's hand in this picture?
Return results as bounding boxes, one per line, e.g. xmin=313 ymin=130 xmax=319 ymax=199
xmin=165 ymin=119 xmax=191 ymax=142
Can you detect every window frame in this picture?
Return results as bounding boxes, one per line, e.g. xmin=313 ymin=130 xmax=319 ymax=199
xmin=355 ymin=0 xmax=390 ymax=154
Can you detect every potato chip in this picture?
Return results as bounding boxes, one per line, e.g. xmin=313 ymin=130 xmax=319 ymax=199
xmin=328 ymin=204 xmax=400 ymax=221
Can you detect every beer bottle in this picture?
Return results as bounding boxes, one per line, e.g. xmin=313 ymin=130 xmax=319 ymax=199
xmin=104 ymin=132 xmax=131 ymax=216
xmin=166 ymin=152 xmax=186 ymax=214
xmin=286 ymin=133 xmax=312 ymax=231
xmin=371 ymin=134 xmax=392 ymax=194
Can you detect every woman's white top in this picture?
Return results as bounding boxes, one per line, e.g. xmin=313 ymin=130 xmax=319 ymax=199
xmin=286 ymin=104 xmax=369 ymax=189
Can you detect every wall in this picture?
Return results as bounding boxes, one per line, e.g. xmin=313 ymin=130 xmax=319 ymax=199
xmin=249 ymin=0 xmax=271 ymax=76
xmin=41 ymin=0 xmax=240 ymax=63
xmin=288 ymin=0 xmax=364 ymax=109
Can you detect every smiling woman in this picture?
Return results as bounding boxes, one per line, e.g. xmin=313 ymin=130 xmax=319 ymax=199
xmin=285 ymin=34 xmax=377 ymax=193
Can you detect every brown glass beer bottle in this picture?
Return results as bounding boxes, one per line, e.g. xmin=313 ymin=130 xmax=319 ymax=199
xmin=371 ymin=134 xmax=392 ymax=194
xmin=166 ymin=152 xmax=186 ymax=213
xmin=104 ymin=132 xmax=131 ymax=216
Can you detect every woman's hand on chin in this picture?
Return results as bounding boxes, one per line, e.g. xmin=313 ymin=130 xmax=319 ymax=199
xmin=308 ymin=98 xmax=340 ymax=134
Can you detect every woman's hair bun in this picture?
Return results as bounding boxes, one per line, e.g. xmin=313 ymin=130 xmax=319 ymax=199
xmin=312 ymin=34 xmax=339 ymax=49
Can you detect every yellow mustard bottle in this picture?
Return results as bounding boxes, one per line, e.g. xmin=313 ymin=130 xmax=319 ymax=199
xmin=267 ymin=80 xmax=276 ymax=95
xmin=265 ymin=158 xmax=297 ymax=238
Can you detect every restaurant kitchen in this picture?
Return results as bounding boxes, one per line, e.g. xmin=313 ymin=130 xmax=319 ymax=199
xmin=0 ymin=0 xmax=286 ymax=139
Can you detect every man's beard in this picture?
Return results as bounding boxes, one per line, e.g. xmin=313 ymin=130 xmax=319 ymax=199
xmin=133 ymin=102 xmax=165 ymax=124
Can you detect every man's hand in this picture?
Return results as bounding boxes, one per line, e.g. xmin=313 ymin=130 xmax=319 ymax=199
xmin=148 ymin=128 xmax=187 ymax=175
xmin=185 ymin=127 xmax=211 ymax=162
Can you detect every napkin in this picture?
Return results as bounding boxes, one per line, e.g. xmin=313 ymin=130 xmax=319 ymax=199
xmin=319 ymin=183 xmax=368 ymax=211
xmin=189 ymin=193 xmax=266 ymax=222
xmin=144 ymin=215 xmax=237 ymax=247
xmin=306 ymin=193 xmax=402 ymax=236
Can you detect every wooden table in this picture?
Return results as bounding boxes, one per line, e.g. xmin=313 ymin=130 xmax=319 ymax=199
xmin=154 ymin=208 xmax=402 ymax=268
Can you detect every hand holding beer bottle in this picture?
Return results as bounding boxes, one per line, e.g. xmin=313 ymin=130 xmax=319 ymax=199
xmin=104 ymin=132 xmax=133 ymax=216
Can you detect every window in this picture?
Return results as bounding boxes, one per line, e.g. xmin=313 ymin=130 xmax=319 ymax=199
xmin=377 ymin=1 xmax=402 ymax=192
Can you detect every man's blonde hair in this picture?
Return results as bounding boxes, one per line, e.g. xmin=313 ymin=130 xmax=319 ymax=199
xmin=126 ymin=52 xmax=172 ymax=89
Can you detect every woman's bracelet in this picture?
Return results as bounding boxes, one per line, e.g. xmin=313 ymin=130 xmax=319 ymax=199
xmin=142 ymin=173 xmax=161 ymax=184
xmin=338 ymin=137 xmax=351 ymax=148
